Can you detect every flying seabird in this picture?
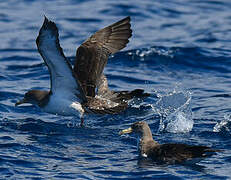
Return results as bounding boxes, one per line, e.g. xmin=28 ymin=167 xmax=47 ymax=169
xmin=15 ymin=17 xmax=149 ymax=124
xmin=120 ymin=121 xmax=221 ymax=164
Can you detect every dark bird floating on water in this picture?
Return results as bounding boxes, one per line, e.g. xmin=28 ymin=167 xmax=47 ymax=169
xmin=15 ymin=17 xmax=149 ymax=125
xmin=119 ymin=121 xmax=221 ymax=164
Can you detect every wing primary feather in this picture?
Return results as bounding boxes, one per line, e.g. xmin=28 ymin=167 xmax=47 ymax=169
xmin=74 ymin=16 xmax=132 ymax=97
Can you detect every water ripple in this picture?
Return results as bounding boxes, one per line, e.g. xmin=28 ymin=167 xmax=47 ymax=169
xmin=0 ymin=0 xmax=231 ymax=179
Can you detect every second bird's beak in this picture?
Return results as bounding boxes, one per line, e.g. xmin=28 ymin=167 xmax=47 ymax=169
xmin=15 ymin=98 xmax=26 ymax=106
xmin=119 ymin=127 xmax=133 ymax=135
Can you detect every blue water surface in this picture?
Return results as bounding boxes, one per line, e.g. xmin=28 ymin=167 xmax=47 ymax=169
xmin=1 ymin=0 xmax=231 ymax=179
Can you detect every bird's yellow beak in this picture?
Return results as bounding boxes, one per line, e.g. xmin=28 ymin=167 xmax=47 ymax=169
xmin=15 ymin=98 xmax=26 ymax=106
xmin=119 ymin=127 xmax=133 ymax=135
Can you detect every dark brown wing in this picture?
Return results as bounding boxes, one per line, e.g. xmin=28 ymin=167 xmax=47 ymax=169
xmin=74 ymin=17 xmax=132 ymax=97
xmin=97 ymin=74 xmax=150 ymax=101
xmin=149 ymin=144 xmax=219 ymax=163
xmin=97 ymin=74 xmax=114 ymax=97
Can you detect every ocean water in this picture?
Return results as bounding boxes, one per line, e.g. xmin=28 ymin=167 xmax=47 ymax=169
xmin=1 ymin=0 xmax=231 ymax=179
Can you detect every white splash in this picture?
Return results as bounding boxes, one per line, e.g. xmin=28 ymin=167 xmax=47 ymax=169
xmin=154 ymin=91 xmax=193 ymax=133
xmin=165 ymin=111 xmax=193 ymax=133
xmin=213 ymin=114 xmax=231 ymax=133
xmin=131 ymin=47 xmax=175 ymax=61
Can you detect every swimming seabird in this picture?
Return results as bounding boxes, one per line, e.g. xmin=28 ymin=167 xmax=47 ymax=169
xmin=15 ymin=17 xmax=149 ymax=124
xmin=120 ymin=121 xmax=221 ymax=164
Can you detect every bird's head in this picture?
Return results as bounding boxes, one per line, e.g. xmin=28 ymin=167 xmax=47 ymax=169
xmin=119 ymin=121 xmax=151 ymax=136
xmin=15 ymin=90 xmax=49 ymax=107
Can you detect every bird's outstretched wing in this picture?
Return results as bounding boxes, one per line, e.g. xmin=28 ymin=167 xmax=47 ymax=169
xmin=36 ymin=17 xmax=86 ymax=102
xmin=74 ymin=16 xmax=132 ymax=97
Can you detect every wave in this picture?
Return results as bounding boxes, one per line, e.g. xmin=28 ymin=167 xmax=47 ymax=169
xmin=110 ymin=46 xmax=231 ymax=73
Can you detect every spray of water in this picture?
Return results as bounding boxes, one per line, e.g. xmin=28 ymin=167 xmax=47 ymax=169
xmin=153 ymin=90 xmax=193 ymax=133
xmin=213 ymin=114 xmax=231 ymax=133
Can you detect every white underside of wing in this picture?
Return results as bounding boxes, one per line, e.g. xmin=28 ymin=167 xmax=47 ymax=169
xmin=37 ymin=19 xmax=84 ymax=102
xmin=40 ymin=41 xmax=81 ymax=97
